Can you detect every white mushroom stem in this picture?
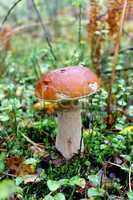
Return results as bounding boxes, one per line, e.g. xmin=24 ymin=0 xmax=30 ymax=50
xmin=56 ymin=105 xmax=84 ymax=159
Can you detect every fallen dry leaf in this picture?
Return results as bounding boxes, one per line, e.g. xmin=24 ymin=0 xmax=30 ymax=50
xmin=6 ymin=156 xmax=23 ymax=175
xmin=6 ymin=156 xmax=35 ymax=176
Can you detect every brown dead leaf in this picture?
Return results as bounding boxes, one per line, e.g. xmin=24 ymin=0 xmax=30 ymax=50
xmin=18 ymin=164 xmax=35 ymax=176
xmin=6 ymin=156 xmax=35 ymax=176
xmin=6 ymin=156 xmax=23 ymax=175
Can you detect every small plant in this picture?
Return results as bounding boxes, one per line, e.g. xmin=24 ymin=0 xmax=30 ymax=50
xmin=45 ymin=176 xmax=85 ymax=199
xmin=87 ymin=174 xmax=105 ymax=199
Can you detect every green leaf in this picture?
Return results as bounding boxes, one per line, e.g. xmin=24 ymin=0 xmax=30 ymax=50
xmin=44 ymin=194 xmax=54 ymax=200
xmin=54 ymin=193 xmax=66 ymax=200
xmin=0 ymin=179 xmax=22 ymax=200
xmin=15 ymin=177 xmax=23 ymax=186
xmin=120 ymin=154 xmax=131 ymax=162
xmin=47 ymin=176 xmax=86 ymax=192
xmin=87 ymin=188 xmax=105 ymax=197
xmin=0 ymin=114 xmax=9 ymax=122
xmin=47 ymin=180 xmax=61 ymax=192
xmin=24 ymin=158 xmax=38 ymax=165
xmin=58 ymin=179 xmax=69 ymax=186
xmin=127 ymin=191 xmax=133 ymax=200
xmin=70 ymin=176 xmax=86 ymax=188
xmin=88 ymin=175 xmax=101 ymax=187
xmin=44 ymin=193 xmax=66 ymax=200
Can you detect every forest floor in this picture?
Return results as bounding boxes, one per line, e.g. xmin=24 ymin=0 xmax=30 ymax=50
xmin=0 ymin=24 xmax=133 ymax=200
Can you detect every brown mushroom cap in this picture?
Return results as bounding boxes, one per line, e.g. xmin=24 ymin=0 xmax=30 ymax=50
xmin=35 ymin=65 xmax=100 ymax=101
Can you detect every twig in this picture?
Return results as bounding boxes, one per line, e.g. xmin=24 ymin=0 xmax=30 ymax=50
xmin=2 ymin=172 xmax=17 ymax=178
xmin=20 ymin=132 xmax=43 ymax=152
xmin=109 ymin=162 xmax=133 ymax=191
xmin=129 ymin=165 xmax=132 ymax=192
xmin=68 ymin=186 xmax=76 ymax=200
xmin=21 ymin=132 xmax=36 ymax=146
xmin=108 ymin=162 xmax=133 ymax=173
xmin=0 ymin=0 xmax=23 ymax=29
xmin=31 ymin=0 xmax=57 ymax=61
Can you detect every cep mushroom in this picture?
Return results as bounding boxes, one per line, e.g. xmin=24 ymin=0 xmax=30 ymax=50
xmin=35 ymin=65 xmax=100 ymax=159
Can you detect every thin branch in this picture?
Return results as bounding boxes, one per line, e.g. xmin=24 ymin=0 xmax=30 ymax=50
xmin=2 ymin=172 xmax=17 ymax=178
xmin=108 ymin=162 xmax=133 ymax=173
xmin=21 ymin=132 xmax=37 ymax=146
xmin=129 ymin=165 xmax=132 ymax=192
xmin=21 ymin=132 xmax=43 ymax=152
xmin=0 ymin=0 xmax=23 ymax=29
xmin=31 ymin=0 xmax=57 ymax=61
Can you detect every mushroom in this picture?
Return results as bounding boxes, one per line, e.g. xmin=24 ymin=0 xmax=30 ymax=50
xmin=35 ymin=65 xmax=100 ymax=159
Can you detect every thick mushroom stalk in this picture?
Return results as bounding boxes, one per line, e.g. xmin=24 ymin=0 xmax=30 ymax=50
xmin=56 ymin=105 xmax=84 ymax=159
